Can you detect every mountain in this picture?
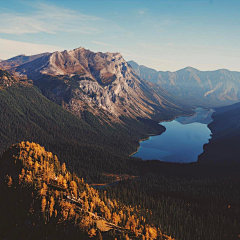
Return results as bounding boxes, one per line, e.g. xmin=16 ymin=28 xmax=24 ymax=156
xmin=198 ymin=102 xmax=240 ymax=164
xmin=129 ymin=61 xmax=240 ymax=107
xmin=1 ymin=48 xmax=190 ymax=121
xmin=0 ymin=53 xmax=49 ymax=70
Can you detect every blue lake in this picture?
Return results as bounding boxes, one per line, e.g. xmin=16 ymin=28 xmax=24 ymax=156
xmin=132 ymin=108 xmax=214 ymax=163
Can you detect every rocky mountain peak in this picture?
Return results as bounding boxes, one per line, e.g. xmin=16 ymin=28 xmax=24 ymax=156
xmin=177 ymin=66 xmax=198 ymax=74
xmin=73 ymin=46 xmax=86 ymax=51
xmin=11 ymin=47 xmax=130 ymax=85
xmin=218 ymin=69 xmax=231 ymax=75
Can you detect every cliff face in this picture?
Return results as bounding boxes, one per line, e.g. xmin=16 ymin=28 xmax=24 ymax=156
xmin=1 ymin=48 xmax=187 ymax=120
xmin=129 ymin=61 xmax=240 ymax=107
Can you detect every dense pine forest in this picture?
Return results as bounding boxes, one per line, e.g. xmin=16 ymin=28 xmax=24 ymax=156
xmin=106 ymin=161 xmax=240 ymax=240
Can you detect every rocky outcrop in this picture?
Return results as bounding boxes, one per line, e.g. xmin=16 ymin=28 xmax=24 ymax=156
xmin=0 ymin=69 xmax=17 ymax=87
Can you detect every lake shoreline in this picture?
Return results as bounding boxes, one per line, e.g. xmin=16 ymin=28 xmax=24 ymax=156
xmin=129 ymin=135 xmax=156 ymax=157
xmin=131 ymin=108 xmax=214 ymax=162
xmin=130 ymin=111 xmax=196 ymax=157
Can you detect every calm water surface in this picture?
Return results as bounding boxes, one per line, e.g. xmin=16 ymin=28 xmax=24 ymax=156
xmin=133 ymin=108 xmax=214 ymax=163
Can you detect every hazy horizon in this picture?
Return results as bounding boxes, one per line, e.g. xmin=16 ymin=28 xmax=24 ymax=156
xmin=1 ymin=0 xmax=240 ymax=72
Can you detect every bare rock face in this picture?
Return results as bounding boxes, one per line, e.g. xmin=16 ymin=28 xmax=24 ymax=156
xmin=1 ymin=48 xmax=184 ymax=120
xmin=0 ymin=69 xmax=18 ymax=87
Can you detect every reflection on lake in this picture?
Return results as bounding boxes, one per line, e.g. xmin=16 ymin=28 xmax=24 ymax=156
xmin=132 ymin=108 xmax=214 ymax=163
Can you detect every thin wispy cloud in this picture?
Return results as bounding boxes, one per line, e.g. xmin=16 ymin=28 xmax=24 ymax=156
xmin=0 ymin=13 xmax=54 ymax=34
xmin=91 ymin=41 xmax=111 ymax=46
xmin=0 ymin=2 xmax=103 ymax=35
xmin=138 ymin=10 xmax=146 ymax=15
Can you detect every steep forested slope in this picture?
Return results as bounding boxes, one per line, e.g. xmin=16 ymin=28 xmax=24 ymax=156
xmin=199 ymin=102 xmax=240 ymax=164
xmin=1 ymin=142 xmax=240 ymax=240
xmin=0 ymin=142 xmax=172 ymax=239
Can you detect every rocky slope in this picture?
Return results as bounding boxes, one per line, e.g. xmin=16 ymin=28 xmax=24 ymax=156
xmin=1 ymin=48 xmax=189 ymax=121
xmin=129 ymin=61 xmax=240 ymax=107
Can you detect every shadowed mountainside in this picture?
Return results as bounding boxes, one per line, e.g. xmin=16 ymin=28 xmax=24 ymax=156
xmin=198 ymin=102 xmax=240 ymax=164
xmin=0 ymin=53 xmax=49 ymax=70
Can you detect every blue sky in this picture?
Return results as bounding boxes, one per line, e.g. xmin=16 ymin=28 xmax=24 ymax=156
xmin=1 ymin=0 xmax=240 ymax=71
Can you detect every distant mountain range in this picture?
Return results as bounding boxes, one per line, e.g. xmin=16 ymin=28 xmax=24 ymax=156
xmin=129 ymin=61 xmax=240 ymax=107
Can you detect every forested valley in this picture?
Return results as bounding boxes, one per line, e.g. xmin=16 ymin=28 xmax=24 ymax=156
xmin=1 ymin=69 xmax=240 ymax=240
